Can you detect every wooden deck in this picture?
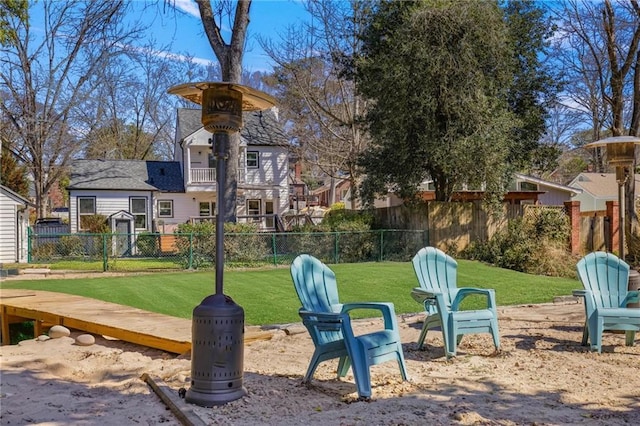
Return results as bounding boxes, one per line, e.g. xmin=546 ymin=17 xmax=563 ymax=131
xmin=0 ymin=289 xmax=273 ymax=354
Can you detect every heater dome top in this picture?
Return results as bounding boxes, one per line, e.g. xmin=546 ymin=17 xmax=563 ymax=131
xmin=167 ymin=82 xmax=276 ymax=111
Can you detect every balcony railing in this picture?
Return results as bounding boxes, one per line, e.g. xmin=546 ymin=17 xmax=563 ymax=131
xmin=189 ymin=167 xmax=247 ymax=184
xmin=190 ymin=168 xmax=215 ymax=183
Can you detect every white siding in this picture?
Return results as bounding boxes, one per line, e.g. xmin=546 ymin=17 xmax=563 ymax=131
xmin=69 ymin=190 xmax=153 ymax=232
xmin=0 ymin=190 xmax=28 ymax=263
xmin=154 ymin=193 xmax=196 ymax=233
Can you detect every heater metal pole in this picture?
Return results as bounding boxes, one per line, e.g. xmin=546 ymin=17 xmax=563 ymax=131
xmin=213 ymin=133 xmax=228 ymax=295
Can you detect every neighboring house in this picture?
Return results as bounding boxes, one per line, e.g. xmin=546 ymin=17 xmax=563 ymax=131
xmin=67 ymin=108 xmax=290 ymax=235
xmin=371 ymin=173 xmax=581 ymax=208
xmin=0 ymin=185 xmax=32 ymax=263
xmin=569 ymin=172 xmax=640 ymax=212
xmin=311 ymin=178 xmax=352 ymax=208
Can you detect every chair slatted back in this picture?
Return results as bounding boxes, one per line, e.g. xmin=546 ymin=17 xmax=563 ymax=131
xmin=577 ymin=251 xmax=630 ymax=308
xmin=412 ymin=247 xmax=457 ymax=310
xmin=291 ymin=254 xmax=343 ymax=345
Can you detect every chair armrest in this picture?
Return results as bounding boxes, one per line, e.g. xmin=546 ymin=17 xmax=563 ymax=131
xmin=341 ymin=302 xmax=398 ymax=332
xmin=298 ymin=310 xmax=349 ymax=333
xmin=451 ymin=287 xmax=496 ymax=311
xmin=621 ymin=290 xmax=640 ymax=307
xmin=410 ymin=287 xmax=439 ymax=305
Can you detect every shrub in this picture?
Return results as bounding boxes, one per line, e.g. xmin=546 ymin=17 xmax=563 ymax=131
xmin=173 ymin=221 xmax=270 ymax=268
xmin=58 ymin=235 xmax=85 ymax=257
xmin=31 ymin=242 xmax=57 ymax=261
xmin=136 ymin=233 xmax=160 ymax=257
xmin=462 ymin=207 xmax=575 ymax=277
xmin=80 ymin=214 xmax=109 ymax=233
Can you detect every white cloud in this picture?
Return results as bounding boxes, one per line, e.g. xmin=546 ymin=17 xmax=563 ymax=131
xmin=173 ymin=0 xmax=200 ymax=18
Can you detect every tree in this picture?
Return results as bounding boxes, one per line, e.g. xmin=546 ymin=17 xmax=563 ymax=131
xmin=261 ymin=0 xmax=372 ymax=207
xmin=357 ymin=1 xmax=517 ymax=206
xmin=0 ymin=142 xmax=28 ymax=197
xmin=193 ymin=0 xmax=251 ymax=222
xmin=77 ymin=39 xmax=193 ymax=161
xmin=0 ymin=0 xmax=26 ymax=46
xmin=0 ymin=1 xmax=147 ymax=218
xmin=503 ymin=0 xmax=563 ymax=175
xmin=551 ymin=0 xmax=640 ymax=256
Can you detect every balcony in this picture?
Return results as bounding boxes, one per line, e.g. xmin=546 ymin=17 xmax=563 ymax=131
xmin=188 ymin=167 xmax=247 ymax=185
xmin=190 ymin=168 xmax=215 ymax=183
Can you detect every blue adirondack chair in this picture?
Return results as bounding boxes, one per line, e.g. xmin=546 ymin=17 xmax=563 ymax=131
xmin=290 ymin=254 xmax=409 ymax=399
xmin=573 ymin=252 xmax=640 ymax=353
xmin=411 ymin=247 xmax=500 ymax=358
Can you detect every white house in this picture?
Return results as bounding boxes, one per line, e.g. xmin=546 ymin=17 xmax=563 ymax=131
xmin=67 ymin=108 xmax=290 ymax=235
xmin=0 ymin=185 xmax=31 ymax=263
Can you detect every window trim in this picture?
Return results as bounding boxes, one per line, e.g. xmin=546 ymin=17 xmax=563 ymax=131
xmin=77 ymin=196 xmax=96 ymax=231
xmin=246 ymin=199 xmax=261 ymax=216
xmin=130 ymin=196 xmax=148 ymax=230
xmin=246 ymin=151 xmax=259 ymax=169
xmin=158 ymin=200 xmax=174 ymax=218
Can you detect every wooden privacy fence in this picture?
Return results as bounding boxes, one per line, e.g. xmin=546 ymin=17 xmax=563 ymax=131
xmin=373 ymin=200 xmax=619 ymax=256
xmin=579 ymin=212 xmax=610 ymax=253
xmin=373 ymin=202 xmax=525 ymax=252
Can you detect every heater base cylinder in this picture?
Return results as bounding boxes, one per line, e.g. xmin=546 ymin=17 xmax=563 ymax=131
xmin=187 ymin=293 xmax=246 ymax=407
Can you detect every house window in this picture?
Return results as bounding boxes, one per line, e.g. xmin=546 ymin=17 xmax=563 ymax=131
xmin=247 ymin=199 xmax=261 ymax=221
xmin=246 ymin=151 xmax=259 ymax=169
xmin=158 ymin=200 xmax=173 ymax=218
xmin=520 ymin=182 xmax=538 ymax=191
xmin=130 ymin=197 xmax=147 ymax=230
xmin=199 ymin=201 xmax=216 ymax=217
xmin=78 ymin=197 xmax=96 ymax=230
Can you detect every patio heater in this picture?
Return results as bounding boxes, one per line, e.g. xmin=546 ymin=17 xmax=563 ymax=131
xmin=585 ymin=136 xmax=640 ymax=259
xmin=168 ymin=82 xmax=276 ymax=407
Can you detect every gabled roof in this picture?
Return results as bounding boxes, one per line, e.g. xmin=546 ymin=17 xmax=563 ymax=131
xmin=515 ymin=173 xmax=582 ymax=196
xmin=176 ymin=108 xmax=288 ymax=146
xmin=68 ymin=160 xmax=184 ymax=192
xmin=0 ymin=184 xmax=32 ymax=206
xmin=569 ymin=172 xmax=640 ymax=198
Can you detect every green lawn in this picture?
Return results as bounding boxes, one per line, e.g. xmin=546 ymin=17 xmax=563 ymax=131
xmin=0 ymin=260 xmax=580 ymax=326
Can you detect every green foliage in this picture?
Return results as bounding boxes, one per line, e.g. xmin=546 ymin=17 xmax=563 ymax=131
xmin=58 ymin=235 xmax=85 ymax=257
xmin=173 ymin=222 xmax=270 ymax=269
xmin=357 ymin=0 xmax=518 ymax=206
xmin=0 ymin=0 xmax=27 ymax=46
xmin=462 ymin=208 xmax=575 ymax=277
xmin=0 ymin=143 xmax=29 ymax=197
xmin=31 ymin=242 xmax=57 ymax=261
xmin=136 ymin=233 xmax=160 ymax=257
xmin=80 ymin=214 xmax=109 ymax=233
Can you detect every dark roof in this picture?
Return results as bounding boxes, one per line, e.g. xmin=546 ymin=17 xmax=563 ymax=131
xmin=68 ymin=160 xmax=184 ymax=192
xmin=177 ymin=108 xmax=288 ymax=146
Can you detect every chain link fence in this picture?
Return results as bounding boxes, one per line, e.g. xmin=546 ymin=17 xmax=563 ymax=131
xmin=27 ymin=229 xmax=430 ymax=272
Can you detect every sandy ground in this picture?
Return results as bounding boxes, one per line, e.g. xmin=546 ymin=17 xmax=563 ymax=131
xmin=1 ymin=302 xmax=639 ymax=426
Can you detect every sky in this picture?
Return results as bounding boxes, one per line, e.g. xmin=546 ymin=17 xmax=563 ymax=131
xmin=140 ymin=0 xmax=310 ymax=73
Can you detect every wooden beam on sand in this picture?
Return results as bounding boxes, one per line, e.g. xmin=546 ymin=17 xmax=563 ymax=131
xmin=0 ymin=289 xmax=273 ymax=353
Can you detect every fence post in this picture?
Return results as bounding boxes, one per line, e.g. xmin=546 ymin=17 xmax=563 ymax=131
xmin=271 ymin=233 xmax=277 ymax=266
xmin=188 ymin=233 xmax=194 ymax=270
xmin=102 ymin=233 xmax=108 ymax=271
xmin=334 ymin=232 xmax=339 ymax=264
xmin=564 ymin=200 xmax=581 ymax=256
xmin=27 ymin=227 xmax=32 ymax=263
xmin=606 ymin=200 xmax=620 ymax=255
xmin=379 ymin=230 xmax=384 ymax=262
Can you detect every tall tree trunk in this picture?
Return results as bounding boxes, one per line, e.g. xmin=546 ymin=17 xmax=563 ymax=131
xmin=196 ymin=0 xmax=251 ymax=222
